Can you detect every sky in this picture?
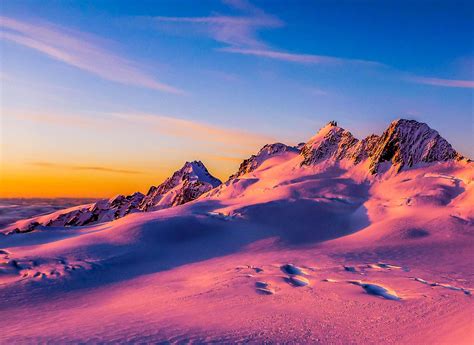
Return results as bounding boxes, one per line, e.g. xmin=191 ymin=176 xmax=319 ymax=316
xmin=0 ymin=0 xmax=473 ymax=198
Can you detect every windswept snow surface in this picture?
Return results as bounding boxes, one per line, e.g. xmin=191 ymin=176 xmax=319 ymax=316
xmin=1 ymin=120 xmax=473 ymax=344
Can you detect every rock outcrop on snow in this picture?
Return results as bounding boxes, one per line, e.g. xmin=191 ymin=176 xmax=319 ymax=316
xmin=43 ymin=192 xmax=146 ymax=228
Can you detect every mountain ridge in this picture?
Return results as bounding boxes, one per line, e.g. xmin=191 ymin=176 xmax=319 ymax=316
xmin=300 ymin=119 xmax=464 ymax=173
xmin=6 ymin=161 xmax=221 ymax=233
xmin=3 ymin=118 xmax=469 ymax=234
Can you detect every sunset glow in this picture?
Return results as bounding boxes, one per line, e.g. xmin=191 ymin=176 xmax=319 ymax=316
xmin=1 ymin=1 xmax=473 ymax=198
xmin=1 ymin=1 xmax=473 ymax=344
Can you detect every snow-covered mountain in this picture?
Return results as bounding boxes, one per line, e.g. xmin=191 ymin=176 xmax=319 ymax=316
xmin=46 ymin=192 xmax=145 ymax=228
xmin=367 ymin=119 xmax=463 ymax=173
xmin=300 ymin=119 xmax=464 ymax=173
xmin=140 ymin=160 xmax=222 ymax=211
xmin=1 ymin=118 xmax=472 ymax=344
xmin=300 ymin=120 xmax=358 ymax=165
xmin=2 ymin=119 xmax=467 ymax=234
xmin=7 ymin=161 xmax=221 ymax=233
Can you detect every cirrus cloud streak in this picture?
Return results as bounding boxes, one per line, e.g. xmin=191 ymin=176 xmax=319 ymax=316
xmin=219 ymin=47 xmax=384 ymax=66
xmin=407 ymin=75 xmax=474 ymax=89
xmin=8 ymin=109 xmax=274 ymax=152
xmin=154 ymin=1 xmax=380 ymax=67
xmin=0 ymin=16 xmax=183 ymax=94
xmin=30 ymin=162 xmax=143 ymax=175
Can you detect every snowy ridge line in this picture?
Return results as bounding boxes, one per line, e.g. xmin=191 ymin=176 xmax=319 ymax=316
xmin=3 ymin=118 xmax=470 ymax=234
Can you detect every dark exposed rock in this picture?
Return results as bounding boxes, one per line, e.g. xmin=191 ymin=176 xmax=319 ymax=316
xmin=299 ymin=119 xmax=464 ymax=173
xmin=368 ymin=119 xmax=462 ymax=173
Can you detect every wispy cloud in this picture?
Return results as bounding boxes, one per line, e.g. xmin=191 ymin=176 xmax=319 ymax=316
xmin=304 ymin=87 xmax=329 ymax=96
xmin=108 ymin=112 xmax=273 ymax=148
xmin=9 ymin=111 xmax=98 ymax=129
xmin=155 ymin=14 xmax=281 ymax=49
xmin=201 ymin=69 xmax=242 ymax=82
xmin=30 ymin=162 xmax=143 ymax=175
xmin=406 ymin=75 xmax=474 ymax=89
xmin=0 ymin=16 xmax=183 ymax=94
xmin=154 ymin=1 xmax=470 ymax=88
xmin=8 ymin=109 xmax=273 ymax=150
xmin=219 ymin=47 xmax=383 ymax=66
xmin=154 ymin=1 xmax=380 ymax=67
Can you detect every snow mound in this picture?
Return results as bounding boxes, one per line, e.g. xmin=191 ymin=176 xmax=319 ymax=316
xmin=349 ymin=281 xmax=401 ymax=300
xmin=280 ymin=264 xmax=306 ymax=276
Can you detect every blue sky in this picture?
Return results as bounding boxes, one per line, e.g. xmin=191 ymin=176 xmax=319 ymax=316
xmin=1 ymin=0 xmax=473 ymax=196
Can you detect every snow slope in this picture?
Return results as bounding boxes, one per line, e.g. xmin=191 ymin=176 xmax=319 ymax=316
xmin=0 ymin=119 xmax=472 ymax=344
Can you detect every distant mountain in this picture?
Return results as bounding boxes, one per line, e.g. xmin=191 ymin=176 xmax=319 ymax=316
xmin=140 ymin=161 xmax=222 ymax=211
xmin=4 ymin=119 xmax=467 ymax=234
xmin=43 ymin=192 xmax=146 ymax=228
xmin=8 ymin=161 xmax=221 ymax=233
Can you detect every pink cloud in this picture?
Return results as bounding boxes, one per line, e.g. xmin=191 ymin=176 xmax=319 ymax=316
xmin=219 ymin=47 xmax=382 ymax=66
xmin=155 ymin=14 xmax=281 ymax=49
xmin=108 ymin=112 xmax=274 ymax=148
xmin=408 ymin=75 xmax=474 ymax=89
xmin=222 ymin=0 xmax=263 ymax=13
xmin=154 ymin=2 xmax=381 ymax=67
xmin=0 ymin=16 xmax=183 ymax=94
xmin=9 ymin=109 xmax=273 ymax=151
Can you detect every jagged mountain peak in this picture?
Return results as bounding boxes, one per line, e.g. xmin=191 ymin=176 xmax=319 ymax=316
xmin=304 ymin=120 xmax=353 ymax=145
xmin=108 ymin=192 xmax=145 ymax=205
xmin=298 ymin=118 xmax=464 ymax=172
xmin=173 ymin=160 xmax=222 ymax=188
xmin=368 ymin=118 xmax=463 ymax=173
xmin=181 ymin=160 xmax=205 ymax=171
xmin=140 ymin=161 xmax=221 ymax=211
xmin=301 ymin=122 xmax=357 ymax=165
xmin=313 ymin=120 xmax=344 ymax=135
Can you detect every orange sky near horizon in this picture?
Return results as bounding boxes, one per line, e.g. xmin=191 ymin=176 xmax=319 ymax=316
xmin=1 ymin=4 xmax=473 ymax=199
xmin=0 ymin=158 xmax=242 ymax=198
xmin=0 ymin=109 xmax=272 ymax=198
